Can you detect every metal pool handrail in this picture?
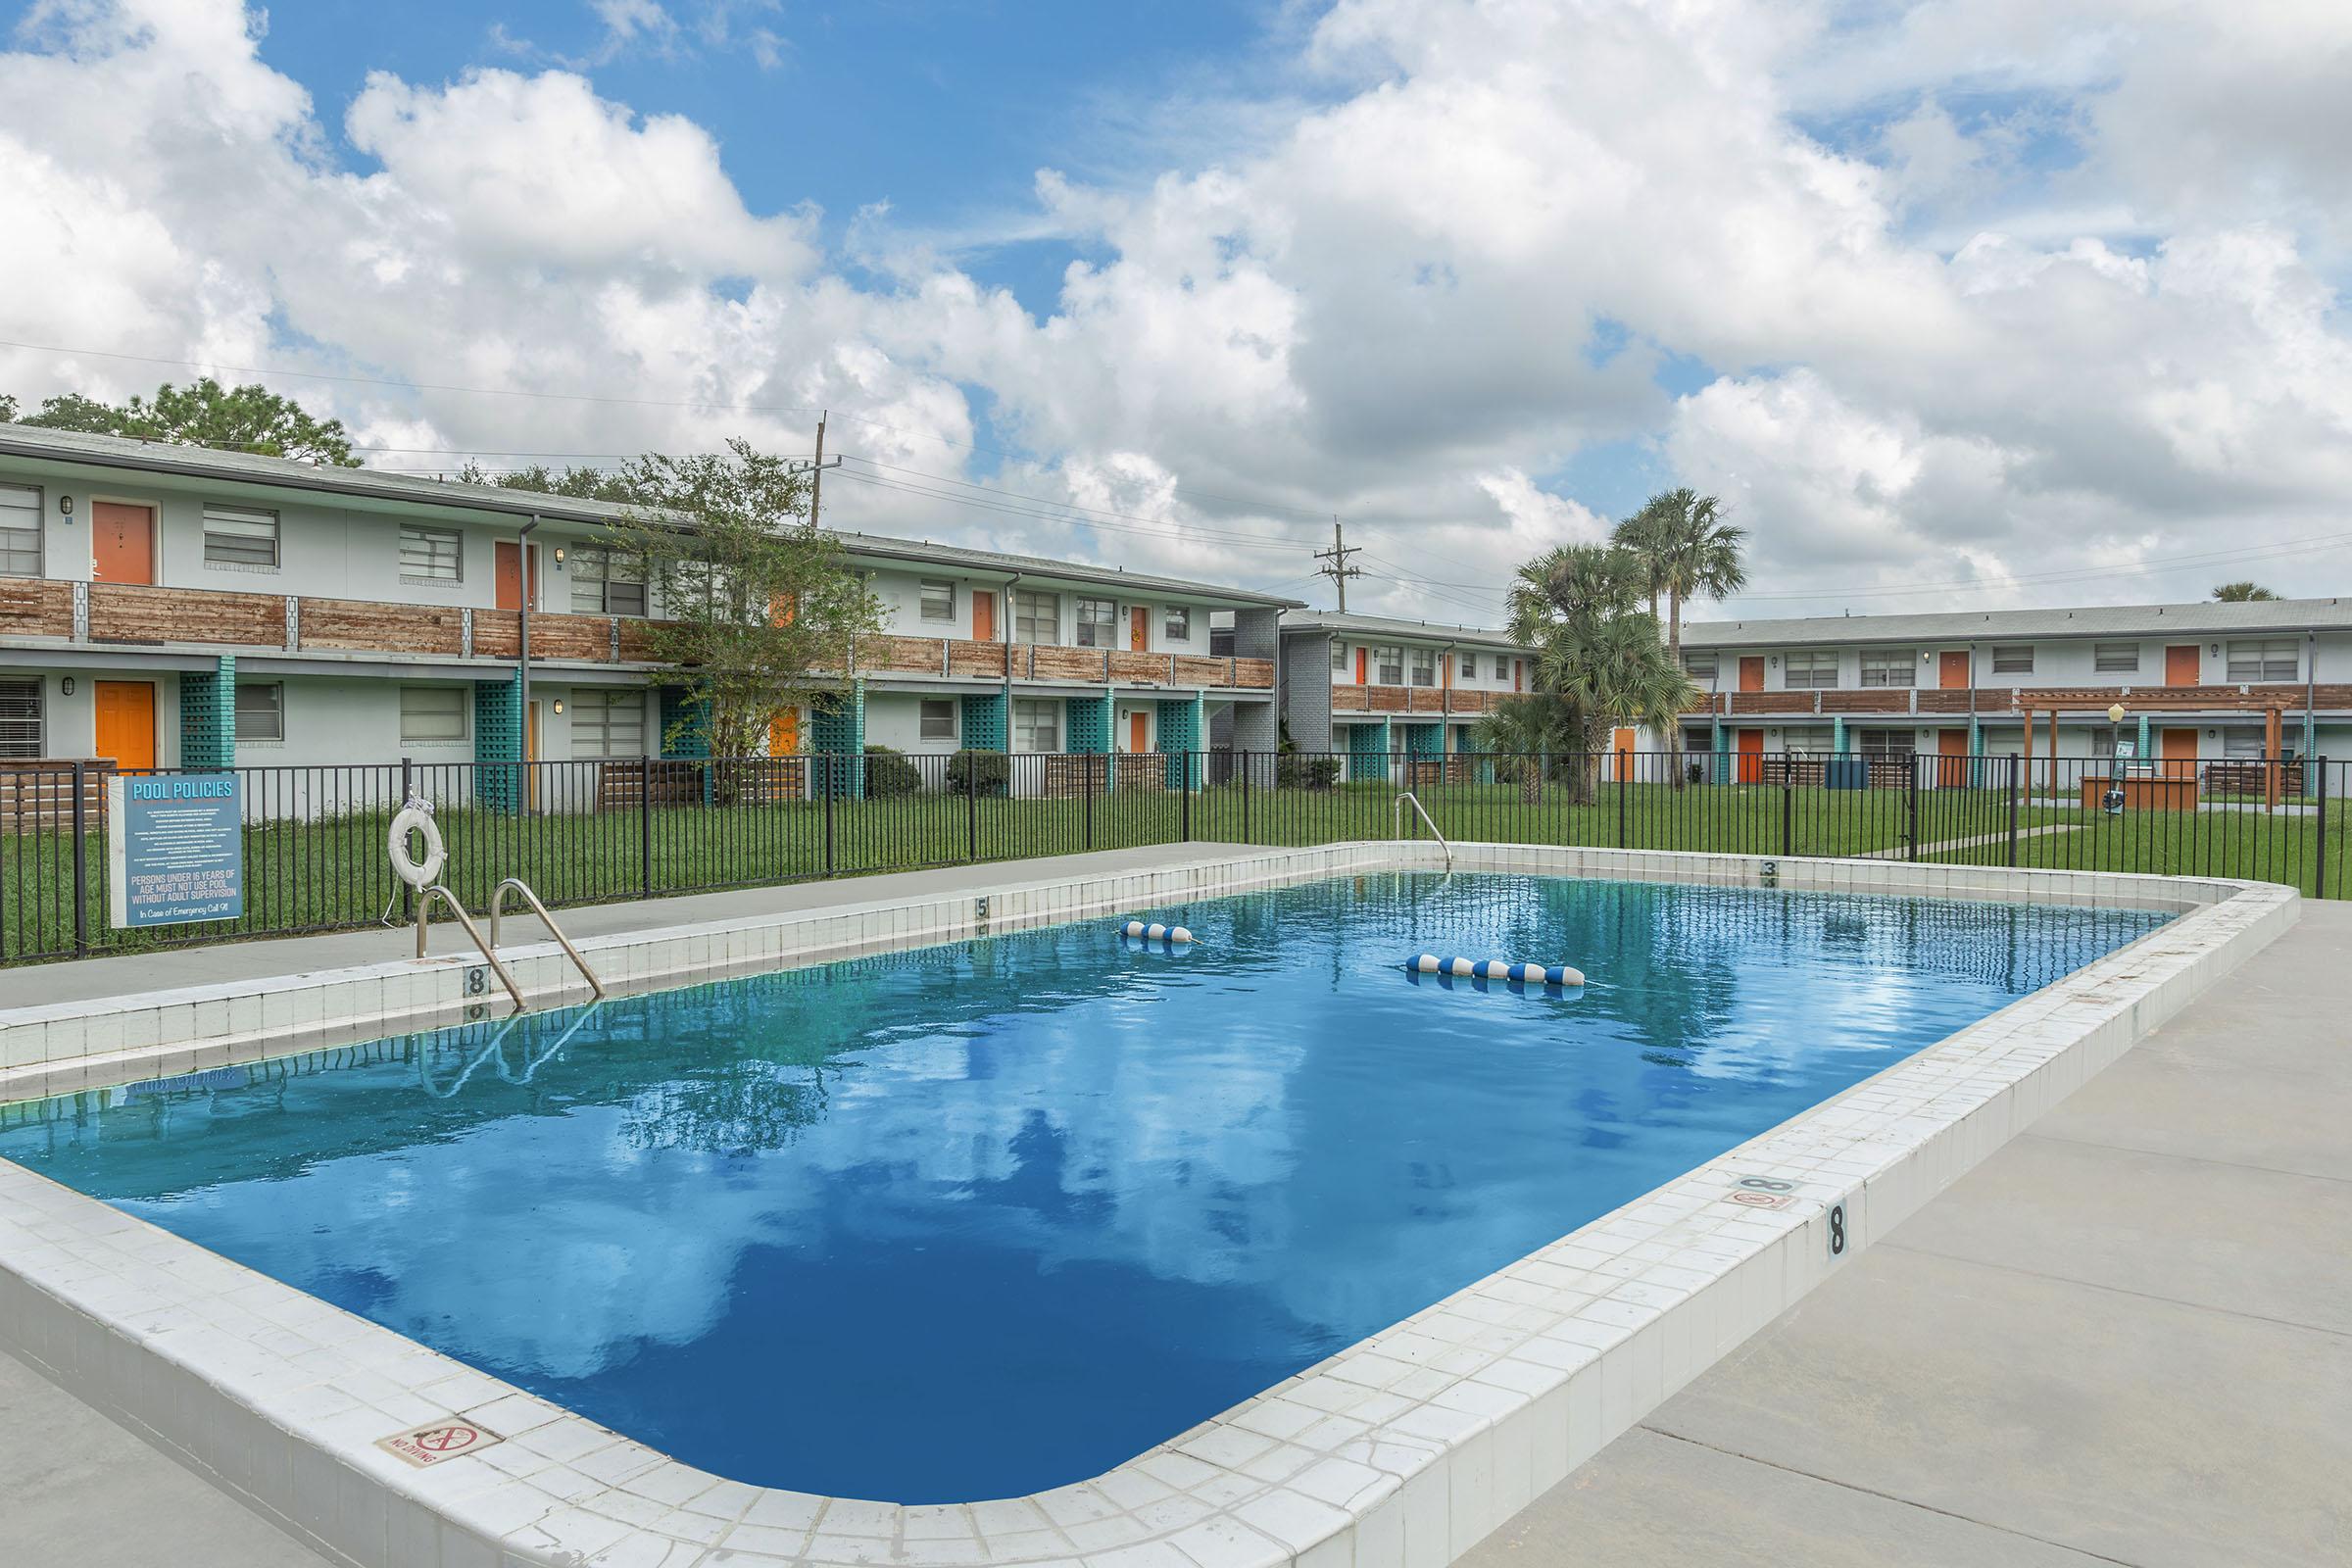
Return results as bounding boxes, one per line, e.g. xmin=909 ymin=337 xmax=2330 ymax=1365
xmin=1393 ymin=791 xmax=1455 ymax=870
xmin=414 ymin=885 xmax=529 ymax=1009
xmin=487 ymin=877 xmax=608 ymax=1000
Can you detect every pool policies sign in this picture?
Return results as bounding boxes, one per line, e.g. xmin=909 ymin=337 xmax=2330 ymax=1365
xmin=106 ymin=773 xmax=245 ymax=928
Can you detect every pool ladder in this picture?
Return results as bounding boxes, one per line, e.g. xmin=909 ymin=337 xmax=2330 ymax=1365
xmin=1394 ymin=791 xmax=1455 ymax=870
xmin=415 ymin=877 xmax=607 ymax=1010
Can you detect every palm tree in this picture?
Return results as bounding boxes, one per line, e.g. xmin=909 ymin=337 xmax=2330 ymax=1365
xmin=1615 ymin=488 xmax=1745 ymax=785
xmin=1468 ymin=693 xmax=1582 ymax=804
xmin=2212 ymin=581 xmax=2279 ymax=602
xmin=1503 ymin=544 xmax=1697 ymax=804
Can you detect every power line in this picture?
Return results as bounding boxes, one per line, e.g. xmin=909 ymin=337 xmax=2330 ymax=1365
xmin=1312 ymin=518 xmax=1364 ymax=612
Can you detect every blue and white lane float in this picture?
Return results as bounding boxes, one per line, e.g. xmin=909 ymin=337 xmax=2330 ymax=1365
xmin=1403 ymin=954 xmax=1585 ymax=988
xmin=1120 ymin=920 xmax=1194 ymax=944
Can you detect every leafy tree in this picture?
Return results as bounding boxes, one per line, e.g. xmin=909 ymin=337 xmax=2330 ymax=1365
xmin=1612 ymin=487 xmax=1744 ymax=785
xmin=2211 ymin=581 xmax=2279 ymax=602
xmin=4 ymin=378 xmax=362 ymax=466
xmin=462 ymin=461 xmax=639 ymax=503
xmin=0 ymin=393 xmax=16 ymax=423
xmin=1501 ymin=543 xmax=1696 ymax=804
xmin=588 ymin=439 xmax=884 ymax=761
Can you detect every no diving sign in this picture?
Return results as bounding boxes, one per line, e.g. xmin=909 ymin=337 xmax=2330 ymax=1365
xmin=375 ymin=1418 xmax=503 ymax=1469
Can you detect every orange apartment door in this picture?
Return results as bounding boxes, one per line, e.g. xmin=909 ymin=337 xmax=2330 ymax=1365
xmin=2160 ymin=727 xmax=2199 ymax=779
xmin=1355 ymin=648 xmax=1368 ymax=684
xmin=494 ymin=541 xmax=539 ymax=611
xmin=1739 ymin=656 xmax=1765 ymax=692
xmin=1938 ymin=651 xmax=1970 ymax=689
xmin=1937 ymin=727 xmax=1968 ymax=788
xmin=972 ymin=591 xmax=996 ymax=642
xmin=93 ymin=681 xmax=156 ymax=771
xmin=770 ymin=710 xmax=799 ymax=757
xmin=1129 ymin=712 xmax=1148 ymax=753
xmin=1736 ymin=728 xmax=1764 ymax=784
xmin=90 ymin=502 xmax=155 ymax=585
xmin=1130 ymin=606 xmax=1150 ymax=652
xmin=1512 ymin=659 xmax=1522 ymax=693
xmin=1612 ymin=727 xmax=1638 ymax=783
xmin=2165 ymin=645 xmax=2200 ymax=686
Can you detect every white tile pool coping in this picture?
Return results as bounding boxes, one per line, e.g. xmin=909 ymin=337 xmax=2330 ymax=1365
xmin=0 ymin=845 xmax=2297 ymax=1568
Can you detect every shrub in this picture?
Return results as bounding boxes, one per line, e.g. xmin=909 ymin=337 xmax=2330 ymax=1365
xmin=1277 ymin=752 xmax=1343 ymax=790
xmin=947 ymin=748 xmax=1010 ymax=797
xmin=862 ymin=743 xmax=922 ymax=798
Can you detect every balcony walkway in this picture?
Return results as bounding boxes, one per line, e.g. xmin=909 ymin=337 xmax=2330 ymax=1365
xmin=5 ymin=875 xmax=2345 ymax=1567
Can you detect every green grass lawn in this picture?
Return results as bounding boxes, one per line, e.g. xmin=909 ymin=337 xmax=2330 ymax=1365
xmin=4 ymin=777 xmax=2341 ymax=962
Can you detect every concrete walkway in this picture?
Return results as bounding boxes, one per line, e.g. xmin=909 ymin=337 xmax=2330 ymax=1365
xmin=0 ymin=844 xmax=1263 ymax=1012
xmin=6 ymin=884 xmax=2345 ymax=1567
xmin=1462 ymin=900 xmax=2352 ymax=1568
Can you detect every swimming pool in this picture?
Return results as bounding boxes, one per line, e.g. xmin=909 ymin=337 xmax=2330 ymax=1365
xmin=0 ymin=872 xmax=2167 ymax=1504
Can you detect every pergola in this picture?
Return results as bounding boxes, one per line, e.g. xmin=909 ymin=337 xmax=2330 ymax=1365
xmin=2018 ymin=687 xmax=2297 ymax=809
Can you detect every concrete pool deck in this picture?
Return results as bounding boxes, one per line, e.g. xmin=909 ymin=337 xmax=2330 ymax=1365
xmin=0 ymin=853 xmax=2337 ymax=1567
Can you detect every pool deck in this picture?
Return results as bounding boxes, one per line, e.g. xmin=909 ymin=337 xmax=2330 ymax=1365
xmin=3 ymin=864 xmax=2344 ymax=1567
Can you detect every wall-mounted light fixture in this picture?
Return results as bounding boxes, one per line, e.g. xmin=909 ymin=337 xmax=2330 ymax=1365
xmin=553 ymin=546 xmax=566 ymax=567
xmin=58 ymin=495 xmax=73 ymax=519
xmin=60 ymin=676 xmax=74 ymax=697
xmin=2210 ymin=644 xmax=2221 ymax=657
xmin=552 ymin=697 xmax=565 ymax=715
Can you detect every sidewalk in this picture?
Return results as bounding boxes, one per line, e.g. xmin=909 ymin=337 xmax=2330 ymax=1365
xmin=1460 ymin=900 xmax=2351 ymax=1567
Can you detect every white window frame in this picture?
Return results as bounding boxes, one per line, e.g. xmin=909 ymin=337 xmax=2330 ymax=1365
xmin=1374 ymin=645 xmax=1403 ymax=685
xmin=1782 ymin=725 xmax=1835 ymax=754
xmin=202 ymin=503 xmax=279 ymax=569
xmin=0 ymin=483 xmax=41 ymax=577
xmin=1330 ymin=640 xmax=1348 ymax=678
xmin=1014 ymin=589 xmax=1060 ymax=646
xmin=1857 ymin=728 xmax=1915 ymax=758
xmin=1408 ymin=648 xmax=1438 ymax=688
xmin=1073 ymin=597 xmax=1117 ymax=649
xmin=1858 ymin=649 xmax=1914 ymax=688
xmin=1163 ymin=606 xmax=1191 ymax=641
xmin=0 ymin=677 xmax=42 ymax=759
xmin=1990 ymin=644 xmax=2035 ymax=674
xmin=399 ymin=522 xmax=464 ymax=582
xmin=1012 ymin=698 xmax=1058 ymax=753
xmin=1457 ymin=652 xmax=1478 ymax=681
xmin=918 ymin=579 xmax=956 ymax=622
xmin=2226 ymin=638 xmax=2297 ymax=683
xmin=232 ymin=682 xmax=283 ymax=743
xmin=398 ymin=686 xmax=467 ymax=745
xmin=919 ymin=699 xmax=957 ymax=743
xmin=1681 ymin=648 xmax=1718 ymax=681
xmin=571 ymin=689 xmax=647 ymax=759
xmin=2093 ymin=642 xmax=2139 ymax=674
xmin=1784 ymin=649 xmax=1838 ymax=689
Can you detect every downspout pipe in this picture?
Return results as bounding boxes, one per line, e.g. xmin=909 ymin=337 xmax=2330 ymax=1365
xmin=1000 ymin=568 xmax=1022 ymax=742
xmin=518 ymin=515 xmax=538 ymax=780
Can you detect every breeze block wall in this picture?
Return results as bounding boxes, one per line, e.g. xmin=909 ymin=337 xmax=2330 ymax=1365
xmin=179 ymin=656 xmax=235 ymax=771
xmin=473 ymin=676 xmax=523 ymax=812
xmin=1348 ymin=718 xmax=1392 ymax=784
xmin=1157 ymin=694 xmax=1203 ymax=791
xmin=960 ymin=691 xmax=1006 ymax=752
xmin=811 ymin=677 xmax=866 ymax=801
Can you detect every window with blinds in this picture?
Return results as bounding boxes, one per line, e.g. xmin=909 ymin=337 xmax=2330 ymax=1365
xmin=0 ymin=484 xmax=41 ymax=576
xmin=572 ymin=690 xmax=647 ymax=758
xmin=1014 ymin=590 xmax=1059 ymax=645
xmin=2093 ymin=642 xmax=2139 ymax=673
xmin=1681 ymin=649 xmax=1717 ymax=680
xmin=1074 ymin=598 xmax=1117 ymax=648
xmin=919 ymin=579 xmax=955 ymax=621
xmin=399 ymin=523 xmax=463 ymax=581
xmin=1990 ymin=644 xmax=2034 ymax=674
xmin=233 ymin=683 xmax=283 ymax=742
xmin=1013 ymin=699 xmax=1058 ymax=753
xmin=203 ymin=503 xmax=279 ymax=567
xmin=2226 ymin=639 xmax=2297 ymax=682
xmin=1408 ymin=648 xmax=1438 ymax=687
xmin=571 ymin=548 xmax=648 ymax=615
xmin=0 ymin=678 xmax=41 ymax=759
xmin=1784 ymin=650 xmax=1838 ymax=688
xmin=1374 ymin=646 xmax=1403 ymax=684
xmin=1858 ymin=649 xmax=1914 ymax=687
xmin=398 ymin=687 xmax=466 ymax=744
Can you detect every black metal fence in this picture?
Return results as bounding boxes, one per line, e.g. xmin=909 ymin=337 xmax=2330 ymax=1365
xmin=0 ymin=748 xmax=2336 ymax=964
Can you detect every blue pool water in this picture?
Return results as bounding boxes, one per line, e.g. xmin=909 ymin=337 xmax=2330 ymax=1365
xmin=0 ymin=875 xmax=2164 ymax=1502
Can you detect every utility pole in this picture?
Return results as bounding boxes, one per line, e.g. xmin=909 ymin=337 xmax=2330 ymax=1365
xmin=1313 ymin=516 xmax=1362 ymax=612
xmin=788 ymin=411 xmax=842 ymax=529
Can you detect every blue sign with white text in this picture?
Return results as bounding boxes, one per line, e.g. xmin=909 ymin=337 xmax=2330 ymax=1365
xmin=108 ymin=773 xmax=245 ymax=928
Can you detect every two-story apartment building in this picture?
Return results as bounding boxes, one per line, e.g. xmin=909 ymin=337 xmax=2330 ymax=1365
xmin=1277 ymin=612 xmax=1526 ymax=774
xmin=0 ymin=424 xmax=1294 ymax=808
xmin=1665 ymin=600 xmax=2352 ymax=782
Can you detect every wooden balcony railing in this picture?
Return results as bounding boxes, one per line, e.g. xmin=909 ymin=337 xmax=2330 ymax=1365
xmin=0 ymin=576 xmax=1277 ymax=691
xmin=1329 ymin=685 xmax=1498 ymax=715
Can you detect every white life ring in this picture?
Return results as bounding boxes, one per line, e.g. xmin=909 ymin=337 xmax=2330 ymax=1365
xmin=388 ymin=800 xmax=447 ymax=890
